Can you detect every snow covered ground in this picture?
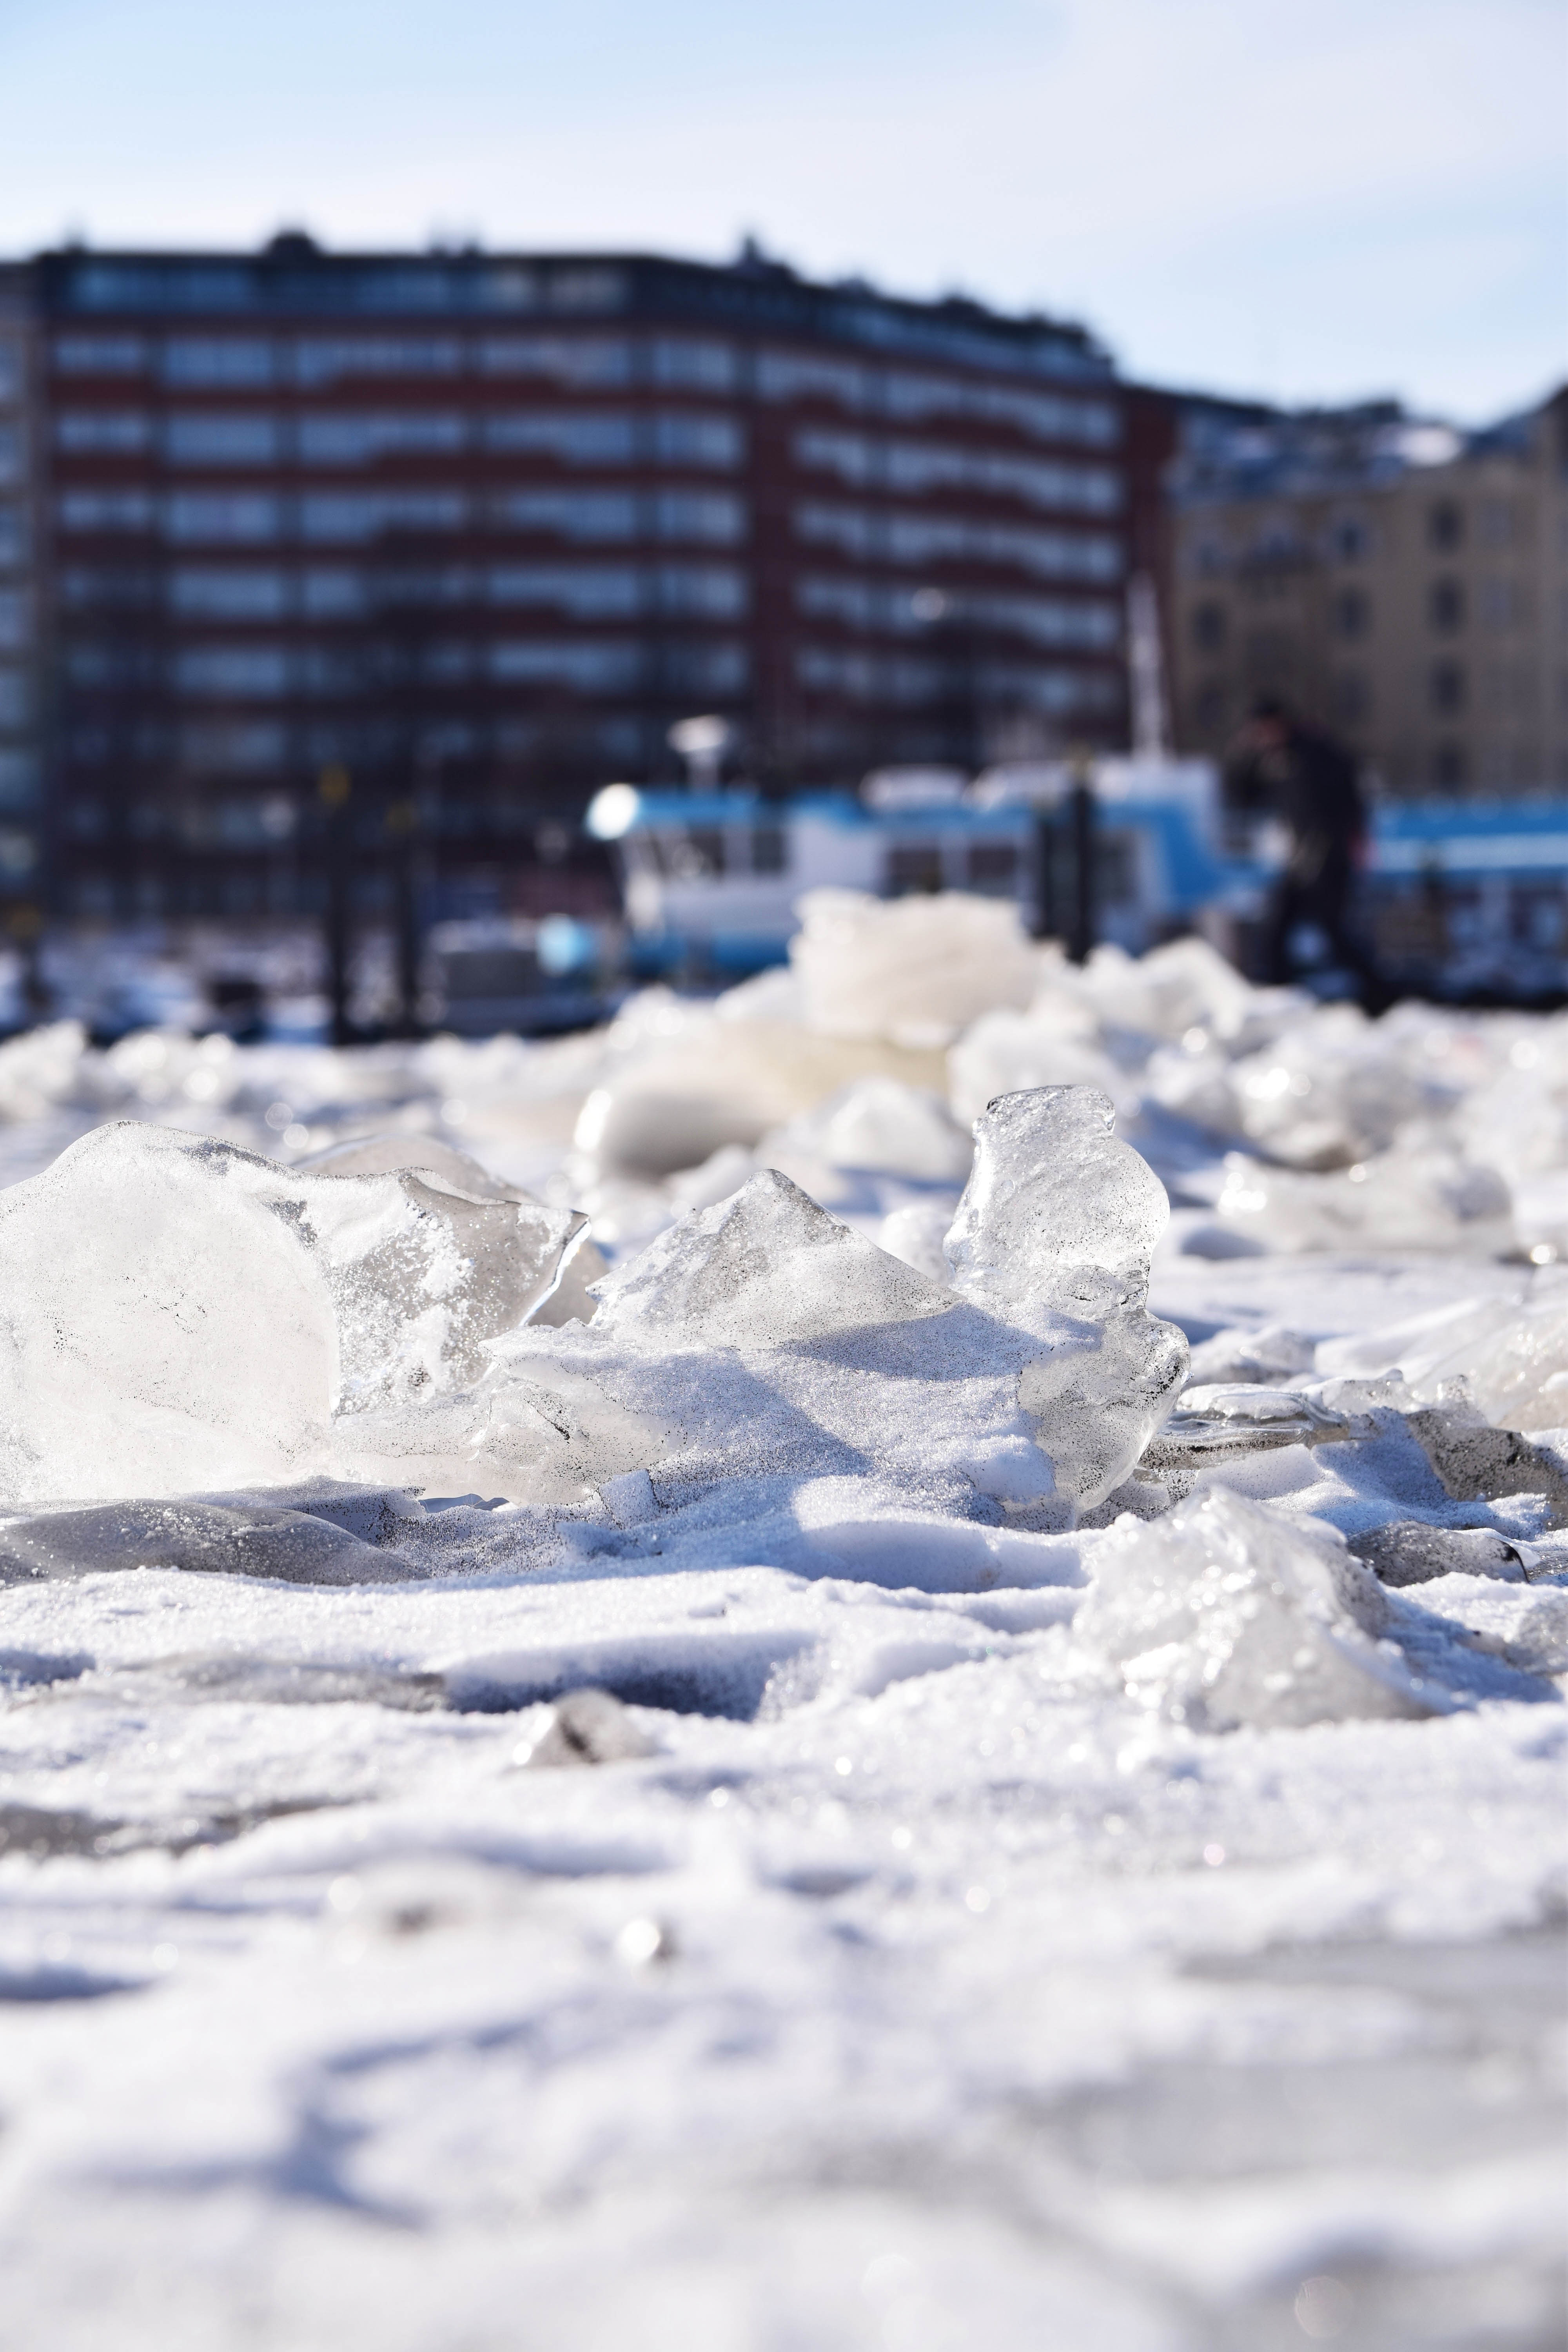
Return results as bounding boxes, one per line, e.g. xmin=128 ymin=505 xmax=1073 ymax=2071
xmin=0 ymin=894 xmax=1562 ymax=2351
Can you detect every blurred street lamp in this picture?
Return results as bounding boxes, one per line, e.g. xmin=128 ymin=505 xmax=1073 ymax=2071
xmin=668 ymin=714 xmax=731 ymax=791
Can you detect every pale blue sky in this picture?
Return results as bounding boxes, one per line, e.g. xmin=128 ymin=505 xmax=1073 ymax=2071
xmin=1 ymin=0 xmax=1561 ymax=419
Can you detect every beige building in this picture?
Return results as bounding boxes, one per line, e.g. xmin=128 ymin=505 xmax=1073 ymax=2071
xmin=1166 ymin=388 xmax=1568 ymax=797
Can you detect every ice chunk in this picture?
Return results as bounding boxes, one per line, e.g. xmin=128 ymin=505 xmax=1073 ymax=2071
xmin=1194 ymin=1147 xmax=1515 ymax=1258
xmin=879 ymin=1199 xmax=958 ymax=1285
xmin=1348 ymin=1523 xmax=1528 ymax=1588
xmin=592 ymin=1168 xmax=953 ymax=1351
xmin=0 ymin=1020 xmax=109 ymax=1123
xmin=948 ymin=1008 xmax=1130 ymax=1130
xmin=1225 ymin=1004 xmax=1449 ymax=1169
xmin=305 ymin=1131 xmax=606 ymax=1327
xmin=943 ymin=1087 xmax=1189 ymax=1507
xmin=946 ymin=1086 xmax=1171 ymax=1312
xmin=789 ymin=888 xmax=1039 ymax=1045
xmin=1318 ymin=1282 xmax=1568 ymax=1434
xmin=515 ymin=1688 xmax=657 ymax=1768
xmin=0 ymin=1123 xmax=583 ymax=1504
xmin=570 ymin=1014 xmax=947 ymax=1181
xmin=1075 ymin=1488 xmax=1435 ymax=1729
xmin=1071 ymin=934 xmax=1259 ymax=1044
xmin=1185 ymin=1324 xmax=1318 ymax=1386
xmin=769 ymin=1077 xmax=973 ymax=1183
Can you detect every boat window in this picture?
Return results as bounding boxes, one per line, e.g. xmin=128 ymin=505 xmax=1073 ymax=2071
xmin=886 ymin=842 xmax=943 ymax=894
xmin=751 ymin=825 xmax=787 ymax=875
xmin=966 ymin=841 xmax=1018 ymax=891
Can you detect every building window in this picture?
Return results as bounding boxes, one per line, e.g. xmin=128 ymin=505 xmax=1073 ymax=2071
xmin=298 ymin=412 xmax=466 ymax=463
xmin=170 ymin=568 xmax=289 ymax=618
xmin=174 ymin=645 xmax=292 ymax=697
xmin=1431 ymin=740 xmax=1467 ymax=788
xmin=299 ymin=491 xmax=465 ymax=541
xmin=1428 ymin=577 xmax=1465 ymax=633
xmin=167 ymin=493 xmax=281 ymax=543
xmin=492 ymin=490 xmax=638 ymax=541
xmin=178 ymin=722 xmax=289 ymax=772
xmin=1329 ymin=515 xmax=1368 ymax=561
xmin=489 ymin=639 xmax=642 ymax=691
xmin=650 ymin=339 xmax=737 ymax=391
xmin=1194 ymin=681 xmax=1229 ymax=734
xmin=653 ymin=491 xmax=746 ymax=544
xmin=53 ymin=336 xmax=147 ymax=374
xmin=1192 ymin=600 xmax=1226 ymax=653
xmin=759 ymin=351 xmax=867 ymax=407
xmin=477 ymin=337 xmax=630 ymax=384
xmin=294 ymin=339 xmax=463 ymax=386
xmin=1480 ymin=578 xmax=1523 ymax=630
xmin=58 ymin=491 xmax=155 ymax=533
xmin=1430 ymin=660 xmax=1466 ymax=716
xmin=656 ymin=564 xmax=747 ymax=618
xmin=301 ymin=569 xmax=365 ymax=617
xmin=662 ymin=642 xmax=749 ymax=695
xmin=1332 ymin=588 xmax=1369 ymax=641
xmin=1428 ymin=499 xmax=1464 ymax=552
xmin=484 ymin=411 xmax=636 ymax=463
xmin=164 ymin=339 xmax=277 ymax=388
xmin=166 ymin=413 xmax=281 ymax=466
xmin=488 ymin=563 xmax=641 ymax=617
xmin=1332 ymin=672 xmax=1371 ymax=725
xmin=652 ymin=412 xmax=745 ymax=469
xmin=1479 ymin=498 xmax=1516 ymax=548
xmin=55 ymin=411 xmax=152 ymax=452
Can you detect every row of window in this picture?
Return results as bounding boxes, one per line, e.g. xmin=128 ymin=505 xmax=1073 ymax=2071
xmin=795 ymin=575 xmax=1120 ymax=648
xmin=1189 ymin=497 xmax=1528 ymax=580
xmin=1191 ymin=576 xmax=1533 ymax=654
xmin=57 ymin=487 xmax=748 ymax=544
xmin=63 ymin=711 xmax=647 ymax=775
xmin=792 ymin=502 xmax=1123 ymax=581
xmin=58 ymin=626 xmax=1125 ymax=709
xmin=795 ymin=646 xmax=1120 ymax=712
xmin=795 ymin=430 xmax=1120 ymax=514
xmin=60 ymin=561 xmax=751 ymax=621
xmin=52 ymin=332 xmax=1118 ymax=440
xmin=1192 ymin=657 xmax=1545 ymax=728
xmin=64 ymin=635 xmax=751 ymax=699
xmin=55 ymin=407 xmax=747 ymax=469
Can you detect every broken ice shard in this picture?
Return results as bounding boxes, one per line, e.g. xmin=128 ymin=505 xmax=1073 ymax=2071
xmin=0 ymin=1122 xmax=584 ymax=1504
xmin=1075 ymin=1486 xmax=1434 ymax=1730
xmin=943 ymin=1088 xmax=1189 ymax=1509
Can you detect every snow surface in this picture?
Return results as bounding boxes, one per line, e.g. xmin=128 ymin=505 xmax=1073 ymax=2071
xmin=0 ymin=902 xmax=1563 ymax=2350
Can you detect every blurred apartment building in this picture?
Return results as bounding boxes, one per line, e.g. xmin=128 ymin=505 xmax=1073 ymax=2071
xmin=0 ymin=237 xmax=1132 ymax=926
xmin=1145 ymin=385 xmax=1568 ymax=796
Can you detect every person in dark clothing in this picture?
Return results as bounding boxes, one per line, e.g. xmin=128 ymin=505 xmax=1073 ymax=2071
xmin=1225 ymin=695 xmax=1373 ymax=991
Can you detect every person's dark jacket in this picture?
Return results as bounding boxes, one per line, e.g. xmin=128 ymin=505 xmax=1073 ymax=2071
xmin=1225 ymin=721 xmax=1366 ymax=881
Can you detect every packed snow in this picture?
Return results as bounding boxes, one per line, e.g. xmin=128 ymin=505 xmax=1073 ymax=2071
xmin=0 ymin=891 xmax=1562 ymax=2350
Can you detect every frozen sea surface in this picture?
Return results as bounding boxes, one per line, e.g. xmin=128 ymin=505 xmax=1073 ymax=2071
xmin=0 ymin=909 xmax=1563 ymax=2350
